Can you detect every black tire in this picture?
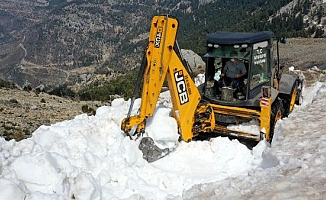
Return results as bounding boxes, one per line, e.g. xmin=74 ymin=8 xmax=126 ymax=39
xmin=283 ymin=83 xmax=298 ymax=117
xmin=269 ymin=98 xmax=283 ymax=143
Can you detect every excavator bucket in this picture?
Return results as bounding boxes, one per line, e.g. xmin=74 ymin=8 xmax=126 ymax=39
xmin=138 ymin=137 xmax=171 ymax=162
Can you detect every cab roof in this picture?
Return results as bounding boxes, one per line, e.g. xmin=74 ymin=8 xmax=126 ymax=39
xmin=206 ymin=31 xmax=274 ymax=45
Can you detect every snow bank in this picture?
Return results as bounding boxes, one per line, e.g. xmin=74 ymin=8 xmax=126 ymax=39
xmin=0 ymin=90 xmax=264 ymax=199
xmin=1 ymin=76 xmax=325 ymax=199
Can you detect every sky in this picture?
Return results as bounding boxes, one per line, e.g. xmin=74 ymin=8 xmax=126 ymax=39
xmin=0 ymin=69 xmax=326 ymax=200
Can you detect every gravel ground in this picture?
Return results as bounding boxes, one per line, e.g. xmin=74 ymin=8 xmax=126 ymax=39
xmin=278 ymin=38 xmax=326 ymax=86
xmin=0 ymin=88 xmax=106 ymax=141
xmin=279 ymin=38 xmax=326 ymax=69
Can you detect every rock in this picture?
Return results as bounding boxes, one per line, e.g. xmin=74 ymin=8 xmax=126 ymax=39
xmin=9 ymin=99 xmax=19 ymax=104
xmin=181 ymin=49 xmax=206 ymax=75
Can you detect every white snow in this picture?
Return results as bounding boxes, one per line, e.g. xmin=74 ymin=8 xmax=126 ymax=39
xmin=1 ymin=74 xmax=326 ymax=199
xmin=183 ymin=80 xmax=326 ymax=199
xmin=227 ymin=120 xmax=260 ymax=136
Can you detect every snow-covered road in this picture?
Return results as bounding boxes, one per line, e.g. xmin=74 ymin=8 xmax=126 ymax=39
xmin=184 ymin=82 xmax=326 ymax=200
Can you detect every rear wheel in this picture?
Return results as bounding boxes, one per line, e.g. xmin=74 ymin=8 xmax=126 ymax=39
xmin=295 ymin=80 xmax=303 ymax=105
xmin=269 ymin=99 xmax=283 ymax=143
xmin=283 ymin=84 xmax=298 ymax=117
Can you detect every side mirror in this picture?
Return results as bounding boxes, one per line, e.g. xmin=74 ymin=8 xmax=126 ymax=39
xmin=279 ymin=37 xmax=286 ymax=44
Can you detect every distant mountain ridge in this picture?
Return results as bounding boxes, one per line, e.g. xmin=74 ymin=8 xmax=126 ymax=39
xmin=0 ymin=0 xmax=325 ymax=91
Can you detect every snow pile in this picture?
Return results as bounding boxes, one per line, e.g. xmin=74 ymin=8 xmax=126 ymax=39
xmin=0 ymin=91 xmax=262 ymax=200
xmin=1 ymin=75 xmax=326 ymax=199
xmin=227 ymin=120 xmax=260 ymax=136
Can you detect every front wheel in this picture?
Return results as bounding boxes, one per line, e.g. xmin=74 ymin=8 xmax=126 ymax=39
xmin=268 ymin=99 xmax=283 ymax=143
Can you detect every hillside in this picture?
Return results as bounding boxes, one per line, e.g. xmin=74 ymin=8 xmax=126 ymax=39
xmin=278 ymin=37 xmax=326 ymax=86
xmin=0 ymin=0 xmax=325 ymax=91
xmin=0 ymin=88 xmax=105 ymax=141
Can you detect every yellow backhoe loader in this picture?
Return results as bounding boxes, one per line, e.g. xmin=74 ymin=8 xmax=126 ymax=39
xmin=121 ymin=15 xmax=303 ymax=162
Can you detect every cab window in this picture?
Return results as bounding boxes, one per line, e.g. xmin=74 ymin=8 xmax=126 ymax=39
xmin=250 ymin=41 xmax=269 ymax=89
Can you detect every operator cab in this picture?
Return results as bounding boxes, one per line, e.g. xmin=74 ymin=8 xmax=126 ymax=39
xmin=201 ymin=31 xmax=274 ymax=106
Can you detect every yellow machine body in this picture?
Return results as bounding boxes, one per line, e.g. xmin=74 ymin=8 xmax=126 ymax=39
xmin=121 ymin=15 xmax=301 ymax=144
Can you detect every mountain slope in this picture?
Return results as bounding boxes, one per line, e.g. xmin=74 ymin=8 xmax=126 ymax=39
xmin=0 ymin=0 xmax=325 ymax=90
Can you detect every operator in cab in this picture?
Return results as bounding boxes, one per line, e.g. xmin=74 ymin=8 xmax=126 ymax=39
xmin=220 ymin=58 xmax=247 ymax=89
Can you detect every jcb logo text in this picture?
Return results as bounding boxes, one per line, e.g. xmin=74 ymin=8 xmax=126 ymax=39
xmin=174 ymin=70 xmax=189 ymax=105
xmin=154 ymin=27 xmax=163 ymax=48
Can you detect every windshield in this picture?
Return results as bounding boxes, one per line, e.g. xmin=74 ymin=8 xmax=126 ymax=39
xmin=203 ymin=44 xmax=250 ymax=101
xmin=250 ymin=41 xmax=269 ymax=89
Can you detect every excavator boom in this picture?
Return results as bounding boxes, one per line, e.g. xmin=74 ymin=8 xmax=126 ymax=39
xmin=121 ymin=15 xmax=215 ymax=144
